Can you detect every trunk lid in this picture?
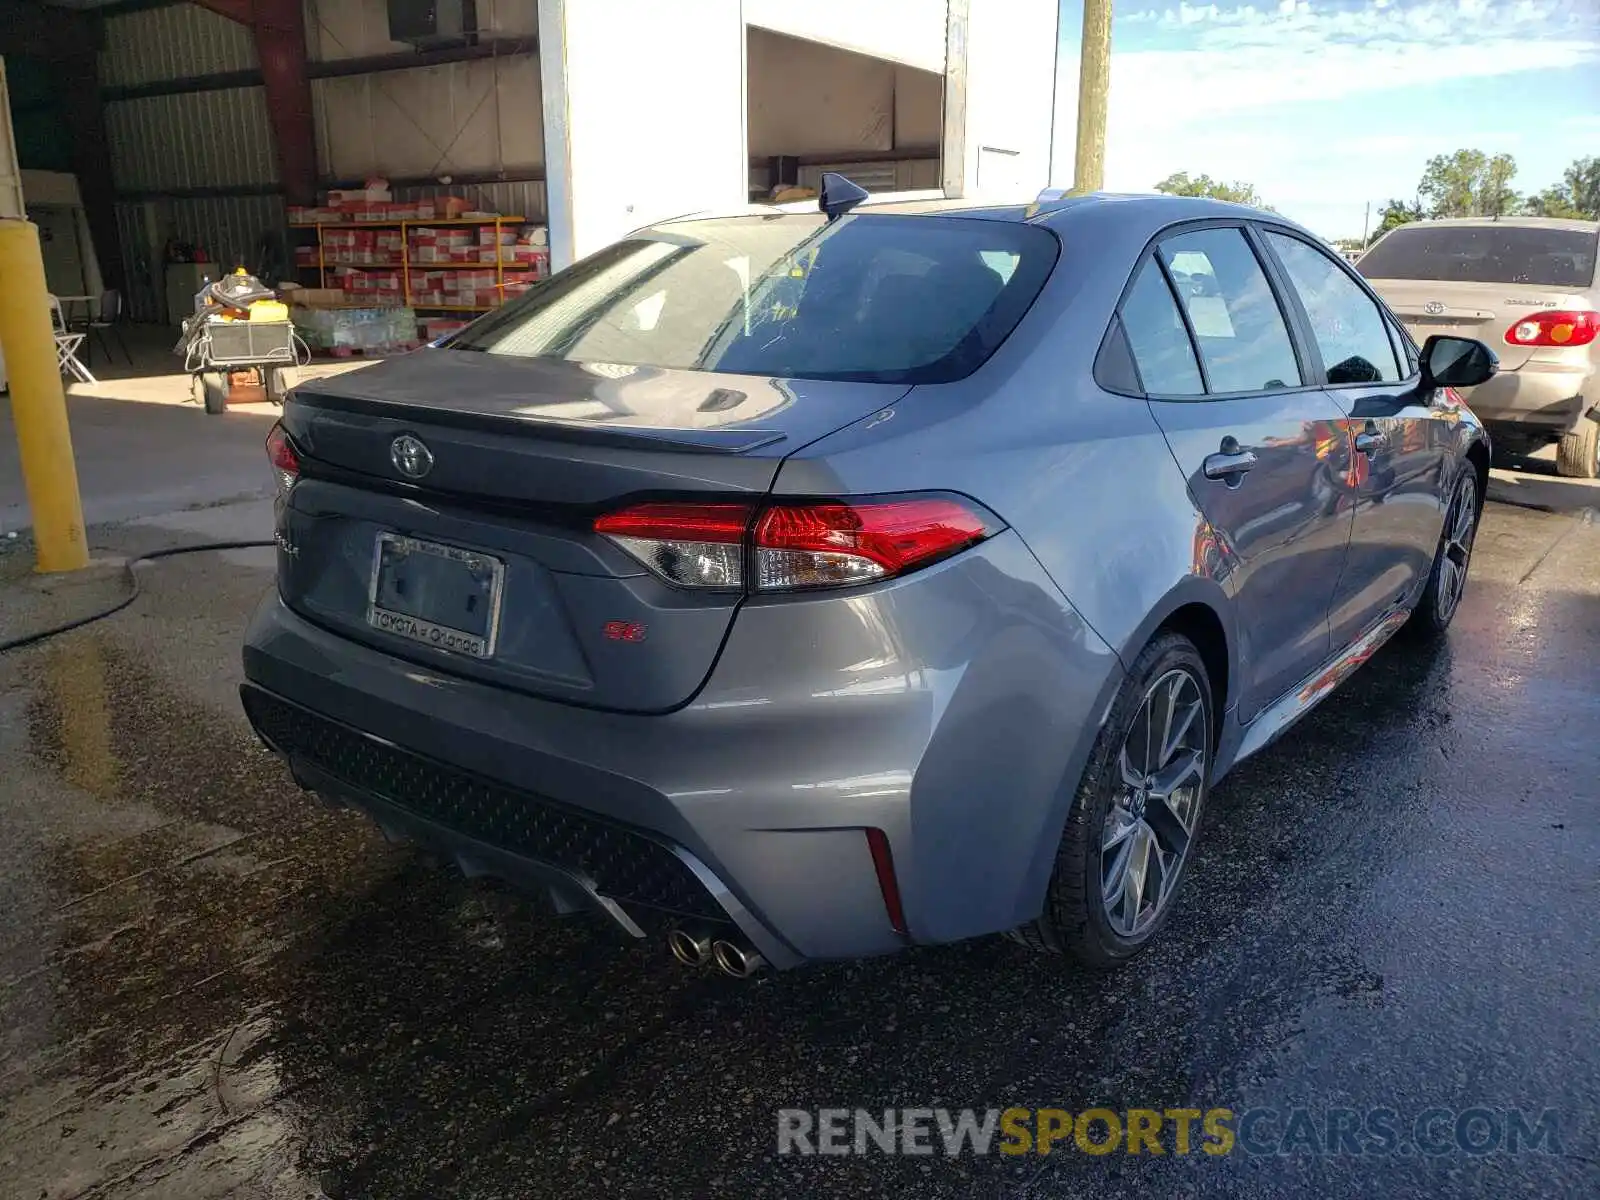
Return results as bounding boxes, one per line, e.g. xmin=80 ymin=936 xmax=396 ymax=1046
xmin=1368 ymin=278 xmax=1588 ymax=371
xmin=276 ymin=351 xmax=909 ymax=713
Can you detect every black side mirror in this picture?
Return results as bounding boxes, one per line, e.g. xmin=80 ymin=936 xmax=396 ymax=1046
xmin=1420 ymin=335 xmax=1498 ymax=390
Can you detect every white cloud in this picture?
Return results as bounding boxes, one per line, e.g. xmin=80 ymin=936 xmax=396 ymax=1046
xmin=1108 ymin=0 xmax=1598 ymax=122
xmin=1094 ymin=0 xmax=1600 ymax=230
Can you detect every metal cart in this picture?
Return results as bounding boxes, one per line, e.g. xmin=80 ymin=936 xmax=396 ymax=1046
xmin=176 ymin=272 xmax=310 ymax=414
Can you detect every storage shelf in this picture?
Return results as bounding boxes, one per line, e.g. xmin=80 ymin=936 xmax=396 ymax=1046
xmin=290 ymin=216 xmax=525 ymax=229
xmin=301 ymin=260 xmax=539 ymax=269
xmin=295 ymin=213 xmax=538 ymax=322
xmin=406 ymin=260 xmax=527 ymax=269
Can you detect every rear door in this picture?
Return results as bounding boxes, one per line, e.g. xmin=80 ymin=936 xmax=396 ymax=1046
xmin=1260 ymin=228 xmax=1450 ymax=648
xmin=1122 ymin=224 xmax=1353 ymax=721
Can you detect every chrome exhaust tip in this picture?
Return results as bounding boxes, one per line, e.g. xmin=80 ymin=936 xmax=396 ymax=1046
xmin=711 ymin=939 xmax=766 ymax=978
xmin=667 ymin=927 xmax=713 ymax=968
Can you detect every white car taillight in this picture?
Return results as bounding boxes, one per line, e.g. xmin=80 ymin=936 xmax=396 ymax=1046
xmin=265 ymin=422 xmax=300 ymax=494
xmin=593 ymin=503 xmax=750 ymax=589
xmin=594 ymin=497 xmax=998 ymax=592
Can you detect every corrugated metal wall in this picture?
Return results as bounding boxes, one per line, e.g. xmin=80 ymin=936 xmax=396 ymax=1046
xmin=99 ymin=4 xmax=258 ymax=87
xmin=168 ymin=195 xmax=287 ymax=268
xmin=114 ymin=195 xmax=288 ymax=322
xmin=98 ymin=0 xmax=543 ymax=321
xmin=312 ymin=56 xmax=542 ymax=183
xmin=100 ymin=3 xmax=279 ymax=321
xmin=113 ymin=203 xmax=159 ymax=322
xmin=104 ymin=89 xmax=277 ymax=192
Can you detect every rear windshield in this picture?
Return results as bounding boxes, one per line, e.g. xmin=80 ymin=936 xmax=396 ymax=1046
xmin=448 ymin=213 xmax=1058 ymax=384
xmin=1357 ymin=224 xmax=1598 ymax=288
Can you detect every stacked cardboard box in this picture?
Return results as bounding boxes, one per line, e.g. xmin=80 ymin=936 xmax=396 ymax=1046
xmin=502 ymin=269 xmax=541 ymax=298
xmin=321 ymin=229 xmax=401 ymax=265
xmin=420 ymin=316 xmax=472 ymax=343
xmin=410 ymin=227 xmax=480 ymax=263
xmin=288 ymin=193 xmax=472 ymax=225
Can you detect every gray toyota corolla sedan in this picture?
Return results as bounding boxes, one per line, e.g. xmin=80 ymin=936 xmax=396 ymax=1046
xmin=242 ymin=179 xmax=1496 ymax=975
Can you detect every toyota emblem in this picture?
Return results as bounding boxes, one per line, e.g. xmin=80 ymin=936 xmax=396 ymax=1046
xmin=1424 ymin=300 xmax=1445 ymax=316
xmin=390 ymin=434 xmax=434 ymax=480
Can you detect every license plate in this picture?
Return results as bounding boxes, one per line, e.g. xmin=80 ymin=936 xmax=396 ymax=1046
xmin=367 ymin=533 xmax=505 ymax=658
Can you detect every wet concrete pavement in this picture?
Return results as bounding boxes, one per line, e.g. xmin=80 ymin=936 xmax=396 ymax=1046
xmin=1 ymin=485 xmax=1596 ymax=1198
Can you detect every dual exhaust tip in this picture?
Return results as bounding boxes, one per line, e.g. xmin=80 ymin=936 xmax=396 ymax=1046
xmin=668 ymin=927 xmax=765 ymax=978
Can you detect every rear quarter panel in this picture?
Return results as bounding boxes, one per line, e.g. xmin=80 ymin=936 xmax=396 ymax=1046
xmin=774 ymin=203 xmax=1237 ymax=699
xmin=769 ymin=203 xmax=1239 ymax=931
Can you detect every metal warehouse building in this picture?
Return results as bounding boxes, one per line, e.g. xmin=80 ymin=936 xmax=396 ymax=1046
xmin=1 ymin=0 xmax=1061 ymax=331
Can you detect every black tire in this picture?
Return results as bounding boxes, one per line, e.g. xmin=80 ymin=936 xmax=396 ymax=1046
xmin=1013 ymin=631 xmax=1214 ymax=968
xmin=201 ymin=371 xmax=229 ymax=415
xmin=1556 ymin=417 xmax=1599 ymax=480
xmin=1404 ymin=465 xmax=1480 ymax=639
xmin=264 ymin=366 xmax=289 ymax=403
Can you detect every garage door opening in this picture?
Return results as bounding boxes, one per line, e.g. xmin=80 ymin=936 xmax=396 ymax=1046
xmin=746 ymin=29 xmax=943 ymax=204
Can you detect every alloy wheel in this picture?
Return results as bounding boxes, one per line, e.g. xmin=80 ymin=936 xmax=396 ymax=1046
xmin=1100 ymin=667 xmax=1209 ymax=939
xmin=1436 ymin=473 xmax=1478 ymax=622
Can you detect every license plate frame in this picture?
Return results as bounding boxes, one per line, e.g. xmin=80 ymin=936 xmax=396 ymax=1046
xmin=366 ymin=532 xmax=506 ymax=659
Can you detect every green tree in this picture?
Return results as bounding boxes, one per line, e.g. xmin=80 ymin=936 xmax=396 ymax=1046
xmin=1523 ymin=157 xmax=1600 ymax=219
xmin=1569 ymin=156 xmax=1600 ymax=217
xmin=1153 ymin=171 xmax=1269 ymax=208
xmin=1524 ymin=187 xmax=1585 ymax=219
xmin=1417 ymin=149 xmax=1519 ymax=218
xmin=1373 ymin=198 xmax=1424 ymax=238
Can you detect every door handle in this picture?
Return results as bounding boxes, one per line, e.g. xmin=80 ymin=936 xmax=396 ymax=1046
xmin=1354 ymin=424 xmax=1387 ymax=456
xmin=1202 ymin=449 xmax=1258 ymax=481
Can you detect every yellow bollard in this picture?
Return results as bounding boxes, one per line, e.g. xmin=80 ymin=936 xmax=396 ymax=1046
xmin=0 ymin=219 xmax=89 ymax=573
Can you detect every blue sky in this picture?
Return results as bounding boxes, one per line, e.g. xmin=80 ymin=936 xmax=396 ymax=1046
xmin=1053 ymin=0 xmax=1600 ymax=238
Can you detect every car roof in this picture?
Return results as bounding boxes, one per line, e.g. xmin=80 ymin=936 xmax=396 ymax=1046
xmin=1382 ymin=215 xmax=1600 ymax=234
xmin=664 ymin=190 xmax=1308 ymax=235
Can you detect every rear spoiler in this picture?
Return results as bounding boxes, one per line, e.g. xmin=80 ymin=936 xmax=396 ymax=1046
xmin=286 ymin=385 xmax=786 ymax=456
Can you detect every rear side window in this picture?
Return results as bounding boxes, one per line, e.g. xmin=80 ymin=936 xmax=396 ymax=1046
xmin=1357 ymin=225 xmax=1599 ymax=288
xmin=1119 ymin=260 xmax=1204 ymax=395
xmin=1266 ymin=232 xmax=1401 ymax=385
xmin=449 ymin=214 xmax=1059 ymax=384
xmin=1158 ymin=228 xmax=1303 ymax=393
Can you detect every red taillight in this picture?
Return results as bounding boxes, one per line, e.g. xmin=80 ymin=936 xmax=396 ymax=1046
xmin=865 ymin=828 xmax=908 ymax=935
xmin=1504 ymin=310 xmax=1598 ymax=348
xmin=593 ymin=502 xmax=752 ymax=589
xmin=593 ymin=503 xmax=751 ymax=543
xmin=753 ymin=498 xmax=992 ymax=591
xmin=265 ymin=423 xmax=300 ymax=492
xmin=595 ymin=496 xmax=996 ymax=592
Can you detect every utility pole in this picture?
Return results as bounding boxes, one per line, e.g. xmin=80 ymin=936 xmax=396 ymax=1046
xmin=1072 ymin=0 xmax=1114 ymax=194
xmin=1361 ymin=200 xmax=1371 ymax=248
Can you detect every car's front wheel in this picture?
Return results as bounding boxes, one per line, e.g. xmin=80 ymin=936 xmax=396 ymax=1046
xmin=1014 ymin=631 xmax=1213 ymax=967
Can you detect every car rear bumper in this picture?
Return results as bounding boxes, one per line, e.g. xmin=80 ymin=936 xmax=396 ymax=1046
xmin=1462 ymin=360 xmax=1595 ymax=435
xmin=240 ymin=530 xmax=1121 ymax=966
